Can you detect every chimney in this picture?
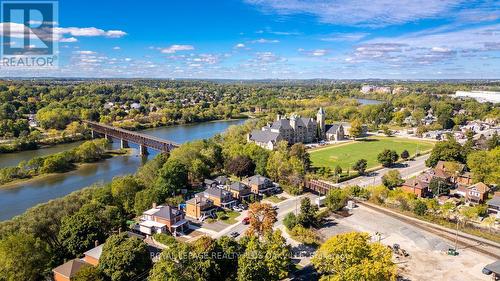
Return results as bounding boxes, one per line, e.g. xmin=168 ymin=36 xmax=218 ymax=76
xmin=152 ymin=202 xmax=157 ymax=209
xmin=94 ymin=240 xmax=99 ymax=247
xmin=276 ymin=114 xmax=281 ymax=121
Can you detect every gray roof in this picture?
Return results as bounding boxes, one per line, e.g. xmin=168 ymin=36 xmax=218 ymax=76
xmin=325 ymin=124 xmax=342 ymax=134
xmin=270 ymin=119 xmax=292 ymax=130
xmin=229 ymin=182 xmax=249 ymax=191
xmin=144 ymin=205 xmax=182 ymax=220
xmin=245 ymin=175 xmax=272 ymax=186
xmin=249 ymin=129 xmax=280 ymax=143
xmin=487 ymin=197 xmax=500 ymax=207
xmin=300 ymin=117 xmax=314 ymax=127
xmin=83 ymin=244 xmax=103 ymax=260
xmin=214 ymin=176 xmax=230 ymax=185
xmin=204 ymin=187 xmax=231 ymax=198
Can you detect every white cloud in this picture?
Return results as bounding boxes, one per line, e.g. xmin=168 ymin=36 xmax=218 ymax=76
xmin=245 ymin=0 xmax=468 ymax=27
xmin=75 ymin=50 xmax=96 ymax=55
xmin=299 ymin=48 xmax=328 ymax=56
xmin=60 ymin=37 xmax=78 ymax=43
xmin=235 ymin=43 xmax=246 ymax=48
xmin=250 ymin=38 xmax=280 ymax=43
xmin=160 ymin=44 xmax=195 ymax=54
xmin=320 ymin=32 xmax=368 ymax=42
xmin=54 ymin=27 xmax=127 ymax=38
xmin=113 ymin=46 xmax=121 ymax=50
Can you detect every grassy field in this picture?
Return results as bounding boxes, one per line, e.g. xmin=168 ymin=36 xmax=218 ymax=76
xmin=309 ymin=136 xmax=435 ymax=171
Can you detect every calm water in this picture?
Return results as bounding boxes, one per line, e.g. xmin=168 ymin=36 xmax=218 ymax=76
xmin=356 ymin=98 xmax=383 ymax=105
xmin=0 ymin=119 xmax=246 ymax=220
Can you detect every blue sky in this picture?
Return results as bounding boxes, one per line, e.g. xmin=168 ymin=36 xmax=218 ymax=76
xmin=1 ymin=0 xmax=499 ymax=79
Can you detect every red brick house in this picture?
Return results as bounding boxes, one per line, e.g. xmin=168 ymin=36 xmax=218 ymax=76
xmin=401 ymin=178 xmax=429 ymax=198
xmin=464 ymin=182 xmax=490 ymax=204
xmin=52 ymin=259 xmax=88 ymax=281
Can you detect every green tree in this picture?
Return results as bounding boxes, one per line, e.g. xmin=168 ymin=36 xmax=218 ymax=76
xmin=428 ymin=177 xmax=451 ymax=196
xmin=297 ymin=197 xmax=319 ymax=228
xmin=334 ymin=165 xmax=342 ymax=176
xmin=225 ymin=155 xmax=255 ymax=179
xmin=349 ymin=119 xmax=363 ymax=139
xmin=377 ymin=149 xmax=399 ymax=167
xmin=413 ymin=200 xmax=428 ymax=216
xmin=73 ymin=266 xmax=106 ymax=281
xmin=400 ymin=150 xmax=410 ymax=160
xmin=134 ymin=188 xmax=161 ymax=215
xmin=99 ymin=233 xmax=152 ymax=281
xmin=467 ymin=147 xmax=500 ymax=184
xmin=111 ymin=175 xmax=142 ymax=213
xmin=0 ymin=233 xmax=50 ymax=281
xmin=425 ymin=138 xmax=464 ymax=167
xmin=283 ymin=212 xmax=298 ymax=230
xmin=487 ymin=131 xmax=499 ymax=150
xmin=352 ymin=159 xmax=367 ymax=175
xmin=381 ymin=170 xmax=403 ymax=189
xmin=312 ymin=232 xmax=396 ymax=281
xmin=290 ymin=143 xmax=311 ymax=171
xmin=155 ymin=158 xmax=189 ymax=199
xmin=325 ymin=188 xmax=348 ymax=212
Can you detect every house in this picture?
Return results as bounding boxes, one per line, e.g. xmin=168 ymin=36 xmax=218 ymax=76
xmin=401 ymin=178 xmax=430 ymax=198
xmin=214 ymin=175 xmax=231 ymax=186
xmin=487 ymin=196 xmax=500 ymax=218
xmin=82 ymin=243 xmax=102 ymax=266
xmin=139 ymin=204 xmax=188 ymax=236
xmin=242 ymin=175 xmax=275 ymax=195
xmin=464 ymin=182 xmax=490 ymax=204
xmin=325 ymin=123 xmax=345 ymax=141
xmin=226 ymin=181 xmax=252 ymax=200
xmin=201 ymin=187 xmax=237 ymax=208
xmin=52 ymin=259 xmax=89 ymax=281
xmin=186 ymin=195 xmax=217 ymax=220
xmin=421 ymin=113 xmax=437 ymax=125
xmin=204 ymin=179 xmax=217 ymax=188
xmin=434 ymin=161 xmax=467 ymax=185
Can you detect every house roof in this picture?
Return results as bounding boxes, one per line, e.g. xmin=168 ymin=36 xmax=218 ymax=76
xmin=249 ymin=129 xmax=280 ymax=143
xmin=229 ymin=181 xmax=249 ymax=192
xmin=403 ymin=178 xmax=429 ymax=190
xmin=244 ymin=175 xmax=272 ymax=186
xmin=214 ymin=176 xmax=230 ymax=185
xmin=487 ymin=197 xmax=500 ymax=207
xmin=325 ymin=124 xmax=342 ymax=134
xmin=204 ymin=187 xmax=231 ymax=199
xmin=143 ymin=205 xmax=182 ymax=220
xmin=468 ymin=182 xmax=490 ymax=194
xmin=52 ymin=259 xmax=88 ymax=278
xmin=270 ymin=119 xmax=292 ymax=130
xmin=435 ymin=161 xmax=466 ymax=174
xmin=83 ymin=244 xmax=103 ymax=260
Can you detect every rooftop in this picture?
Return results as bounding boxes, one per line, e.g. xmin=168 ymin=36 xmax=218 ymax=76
xmin=52 ymin=259 xmax=88 ymax=278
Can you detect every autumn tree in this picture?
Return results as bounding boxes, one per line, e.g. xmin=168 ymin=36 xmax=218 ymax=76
xmin=246 ymin=202 xmax=277 ymax=237
xmin=312 ymin=232 xmax=396 ymax=281
xmin=349 ymin=119 xmax=363 ymax=139
xmin=226 ymin=155 xmax=255 ymax=179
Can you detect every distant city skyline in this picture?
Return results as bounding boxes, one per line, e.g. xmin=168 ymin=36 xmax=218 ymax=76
xmin=0 ymin=0 xmax=499 ymax=79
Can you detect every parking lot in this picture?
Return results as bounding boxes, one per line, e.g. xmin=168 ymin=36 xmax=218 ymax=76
xmin=319 ymin=204 xmax=495 ymax=281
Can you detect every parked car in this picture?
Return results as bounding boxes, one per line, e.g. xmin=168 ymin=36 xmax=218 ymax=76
xmin=242 ymin=217 xmax=250 ymax=225
xmin=230 ymin=231 xmax=240 ymax=238
xmin=232 ymin=206 xmax=243 ymax=212
xmin=239 ymin=203 xmax=248 ymax=210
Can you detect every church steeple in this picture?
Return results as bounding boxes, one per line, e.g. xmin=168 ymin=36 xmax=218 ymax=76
xmin=317 ymin=107 xmax=326 ymax=139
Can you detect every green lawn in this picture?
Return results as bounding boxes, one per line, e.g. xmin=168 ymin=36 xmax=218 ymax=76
xmin=309 ymin=137 xmax=434 ymax=171
xmin=217 ymin=210 xmax=241 ymax=224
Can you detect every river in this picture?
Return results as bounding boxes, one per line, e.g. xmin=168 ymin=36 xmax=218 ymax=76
xmin=356 ymin=98 xmax=383 ymax=105
xmin=0 ymin=119 xmax=246 ymax=221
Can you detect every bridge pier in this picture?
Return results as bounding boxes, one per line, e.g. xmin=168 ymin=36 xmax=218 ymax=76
xmin=120 ymin=139 xmax=129 ymax=149
xmin=139 ymin=145 xmax=149 ymax=156
xmin=104 ymin=134 xmax=113 ymax=143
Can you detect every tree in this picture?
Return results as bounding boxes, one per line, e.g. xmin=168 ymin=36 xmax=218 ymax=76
xmin=297 ymin=197 xmax=319 ymax=228
xmin=349 ymin=119 xmax=363 ymax=139
xmin=73 ymin=266 xmax=106 ymax=281
xmin=134 ymin=188 xmax=161 ymax=215
xmin=425 ymin=138 xmax=464 ymax=167
xmin=290 ymin=143 xmax=311 ymax=171
xmin=0 ymin=233 xmax=50 ymax=281
xmin=312 ymin=232 xmax=396 ymax=281
xmin=400 ymin=150 xmax=410 ymax=161
xmin=334 ymin=165 xmax=342 ymax=176
xmin=225 ymin=155 xmax=255 ymax=179
xmin=377 ymin=149 xmax=399 ymax=167
xmin=155 ymin=158 xmax=188 ymax=200
xmin=325 ymin=188 xmax=348 ymax=212
xmin=111 ymin=176 xmax=142 ymax=213
xmin=283 ymin=212 xmax=298 ymax=230
xmin=352 ymin=159 xmax=367 ymax=175
xmin=237 ymin=231 xmax=291 ymax=281
xmin=246 ymin=202 xmax=277 ymax=237
xmin=467 ymin=147 xmax=500 ymax=184
xmin=99 ymin=233 xmax=152 ymax=281
xmin=428 ymin=177 xmax=451 ymax=196
xmin=381 ymin=125 xmax=392 ymax=136
xmin=381 ymin=170 xmax=403 ymax=189
xmin=413 ymin=200 xmax=428 ymax=216
xmin=487 ymin=131 xmax=499 ymax=150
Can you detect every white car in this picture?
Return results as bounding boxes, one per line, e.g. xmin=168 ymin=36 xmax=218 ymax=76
xmin=232 ymin=206 xmax=243 ymax=212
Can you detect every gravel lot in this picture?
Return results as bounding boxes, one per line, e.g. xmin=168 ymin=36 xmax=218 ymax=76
xmin=319 ymin=205 xmax=495 ymax=281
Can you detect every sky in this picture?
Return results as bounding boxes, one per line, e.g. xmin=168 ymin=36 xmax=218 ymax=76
xmin=0 ymin=0 xmax=499 ymax=79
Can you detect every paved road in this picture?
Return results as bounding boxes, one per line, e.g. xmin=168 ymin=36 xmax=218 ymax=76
xmin=338 ymin=154 xmax=430 ymax=188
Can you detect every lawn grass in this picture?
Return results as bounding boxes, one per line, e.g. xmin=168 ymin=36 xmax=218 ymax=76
xmin=217 ymin=210 xmax=241 ymax=224
xmin=309 ymin=136 xmax=435 ymax=171
xmin=265 ymin=195 xmax=286 ymax=203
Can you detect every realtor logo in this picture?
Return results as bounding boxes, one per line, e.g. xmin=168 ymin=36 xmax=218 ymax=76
xmin=1 ymin=0 xmax=58 ymax=68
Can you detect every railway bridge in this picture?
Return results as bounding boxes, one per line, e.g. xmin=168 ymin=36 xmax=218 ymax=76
xmin=84 ymin=121 xmax=179 ymax=155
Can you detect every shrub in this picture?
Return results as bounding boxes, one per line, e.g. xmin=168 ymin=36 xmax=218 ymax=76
xmin=288 ymin=225 xmax=320 ymax=246
xmin=413 ymin=200 xmax=428 ymax=216
xmin=283 ymin=213 xmax=298 ymax=230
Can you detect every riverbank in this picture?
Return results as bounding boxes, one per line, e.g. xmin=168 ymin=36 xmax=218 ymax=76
xmin=0 ymin=148 xmax=132 ymax=189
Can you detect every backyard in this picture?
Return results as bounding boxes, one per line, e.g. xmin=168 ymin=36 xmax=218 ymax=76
xmin=309 ymin=136 xmax=435 ymax=171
